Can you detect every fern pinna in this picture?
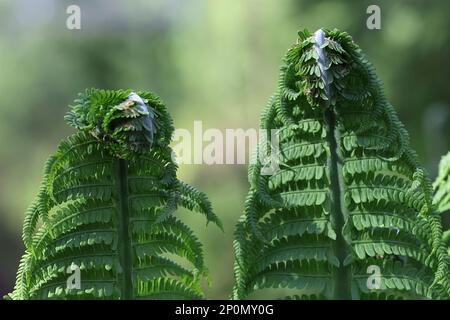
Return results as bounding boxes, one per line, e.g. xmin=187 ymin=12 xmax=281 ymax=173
xmin=7 ymin=89 xmax=222 ymax=300
xmin=233 ymin=29 xmax=450 ymax=300
xmin=434 ymin=151 xmax=450 ymax=255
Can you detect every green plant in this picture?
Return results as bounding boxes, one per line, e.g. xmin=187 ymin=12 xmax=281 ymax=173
xmin=433 ymin=151 xmax=450 ymax=255
xmin=232 ymin=29 xmax=450 ymax=300
xmin=6 ymin=89 xmax=222 ymax=300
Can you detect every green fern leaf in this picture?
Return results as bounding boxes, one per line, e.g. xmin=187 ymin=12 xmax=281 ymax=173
xmin=233 ymin=29 xmax=450 ymax=300
xmin=434 ymin=151 xmax=450 ymax=214
xmin=9 ymin=89 xmax=221 ymax=300
xmin=433 ymin=150 xmax=450 ymax=256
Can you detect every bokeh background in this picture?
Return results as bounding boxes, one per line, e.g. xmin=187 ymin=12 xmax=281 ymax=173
xmin=0 ymin=0 xmax=449 ymax=299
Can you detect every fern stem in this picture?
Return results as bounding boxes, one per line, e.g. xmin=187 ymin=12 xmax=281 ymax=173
xmin=116 ymin=159 xmax=133 ymax=299
xmin=325 ymin=108 xmax=352 ymax=300
xmin=315 ymin=29 xmax=352 ymax=299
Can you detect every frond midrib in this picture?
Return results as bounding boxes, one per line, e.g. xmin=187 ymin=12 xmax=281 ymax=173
xmin=116 ymin=159 xmax=133 ymax=299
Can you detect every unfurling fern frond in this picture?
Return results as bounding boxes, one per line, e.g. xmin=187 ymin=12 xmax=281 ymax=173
xmin=233 ymin=28 xmax=450 ymax=300
xmin=433 ymin=150 xmax=450 ymax=255
xmin=8 ymin=89 xmax=221 ymax=300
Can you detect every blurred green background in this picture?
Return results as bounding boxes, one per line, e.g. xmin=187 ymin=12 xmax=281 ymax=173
xmin=0 ymin=0 xmax=449 ymax=299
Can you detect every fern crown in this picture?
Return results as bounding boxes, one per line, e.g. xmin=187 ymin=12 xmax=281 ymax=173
xmin=65 ymin=89 xmax=173 ymax=158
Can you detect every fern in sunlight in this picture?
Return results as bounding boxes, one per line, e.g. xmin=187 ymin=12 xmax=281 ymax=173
xmin=433 ymin=150 xmax=450 ymax=255
xmin=233 ymin=28 xmax=450 ymax=300
xmin=434 ymin=151 xmax=450 ymax=215
xmin=6 ymin=88 xmax=222 ymax=300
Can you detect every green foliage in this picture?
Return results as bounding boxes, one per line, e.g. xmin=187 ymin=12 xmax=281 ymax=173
xmin=65 ymin=89 xmax=173 ymax=158
xmin=233 ymin=28 xmax=450 ymax=300
xmin=6 ymin=89 xmax=222 ymax=300
xmin=434 ymin=151 xmax=450 ymax=215
xmin=433 ymin=151 xmax=450 ymax=255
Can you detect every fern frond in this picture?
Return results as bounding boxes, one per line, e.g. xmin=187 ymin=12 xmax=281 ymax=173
xmin=433 ymin=151 xmax=450 ymax=214
xmin=233 ymin=28 xmax=450 ymax=300
xmin=9 ymin=89 xmax=220 ymax=300
xmin=135 ymin=278 xmax=204 ymax=300
xmin=178 ymin=181 xmax=223 ymax=230
xmin=22 ymin=155 xmax=56 ymax=248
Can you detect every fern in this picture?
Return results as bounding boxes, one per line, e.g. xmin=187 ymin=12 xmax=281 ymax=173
xmin=433 ymin=150 xmax=450 ymax=255
xmin=7 ymin=88 xmax=222 ymax=300
xmin=233 ymin=28 xmax=450 ymax=300
xmin=434 ymin=151 xmax=450 ymax=215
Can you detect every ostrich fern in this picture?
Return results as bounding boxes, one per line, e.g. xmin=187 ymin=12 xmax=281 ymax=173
xmin=7 ymin=89 xmax=222 ymax=300
xmin=233 ymin=29 xmax=450 ymax=300
xmin=434 ymin=150 xmax=450 ymax=216
xmin=434 ymin=150 xmax=450 ymax=254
